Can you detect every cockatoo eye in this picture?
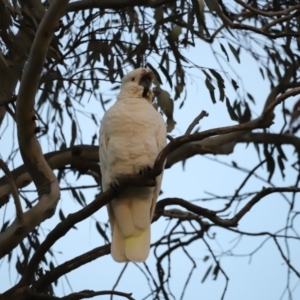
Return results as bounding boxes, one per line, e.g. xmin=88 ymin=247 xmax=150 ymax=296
xmin=131 ymin=78 xmax=135 ymax=81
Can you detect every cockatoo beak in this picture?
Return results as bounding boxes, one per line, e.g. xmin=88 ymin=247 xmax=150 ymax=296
xmin=139 ymin=72 xmax=153 ymax=98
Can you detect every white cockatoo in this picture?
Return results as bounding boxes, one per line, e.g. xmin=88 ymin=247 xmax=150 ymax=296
xmin=99 ymin=68 xmax=167 ymax=262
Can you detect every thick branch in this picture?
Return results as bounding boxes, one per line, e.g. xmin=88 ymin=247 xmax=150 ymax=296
xmin=1 ymin=131 xmax=299 ymax=209
xmin=14 ymin=184 xmax=300 ymax=294
xmin=213 ymin=0 xmax=300 ymax=38
xmin=0 ymin=145 xmax=99 ymax=208
xmin=0 ymin=0 xmax=69 ymax=260
xmin=67 ymin=0 xmax=174 ymax=11
xmin=150 ymin=111 xmax=273 ymax=178
xmin=0 ymin=71 xmax=291 ymax=261
xmin=3 ymin=188 xmax=116 ymax=293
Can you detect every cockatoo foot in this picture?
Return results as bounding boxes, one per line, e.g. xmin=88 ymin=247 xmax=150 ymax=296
xmin=110 ymin=179 xmax=122 ymax=191
xmin=139 ymin=166 xmax=152 ymax=179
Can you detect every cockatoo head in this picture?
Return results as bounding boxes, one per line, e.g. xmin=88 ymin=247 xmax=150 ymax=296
xmin=117 ymin=68 xmax=154 ymax=102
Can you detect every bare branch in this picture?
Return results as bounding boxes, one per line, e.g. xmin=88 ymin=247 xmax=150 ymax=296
xmin=61 ymin=290 xmax=135 ymax=300
xmin=151 ymin=110 xmax=273 ymax=178
xmin=0 ymin=0 xmax=69 ymax=259
xmin=273 ymin=237 xmax=300 ymax=279
xmin=235 ymin=0 xmax=300 ymax=17
xmin=33 ymin=245 xmax=110 ymax=292
xmin=213 ymin=0 xmax=300 ymax=38
xmin=154 ymin=187 xmax=300 ymax=227
xmin=232 ymin=187 xmax=300 ymax=225
xmin=237 ymin=133 xmax=300 ymax=150
xmin=185 ymin=110 xmax=209 ymax=135
xmin=5 ymin=189 xmax=116 ymax=292
xmin=67 ymin=0 xmax=175 ymax=11
xmin=2 ymin=130 xmax=299 ymax=211
xmin=0 ymin=145 xmax=99 ymax=208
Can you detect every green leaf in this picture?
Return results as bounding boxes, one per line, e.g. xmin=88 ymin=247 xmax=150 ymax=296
xmin=247 ymin=93 xmax=255 ymax=104
xmin=209 ymin=90 xmax=216 ymax=104
xmin=226 ymin=97 xmax=239 ymax=121
xmin=277 ymin=155 xmax=285 ymax=179
xmin=203 ymin=255 xmax=210 ymax=262
xmin=205 ymin=78 xmax=215 ymax=91
xmin=209 ymin=69 xmax=225 ymax=101
xmin=205 ymin=77 xmax=216 ymax=103
xmin=264 ymin=146 xmax=275 ymax=182
xmin=231 ymin=79 xmax=239 ymax=90
xmin=232 ymin=161 xmax=238 ymax=168
xmin=209 ymin=69 xmax=225 ymax=89
xmin=59 ymin=209 xmax=65 ymax=221
xmin=191 ymin=0 xmax=208 ymax=35
xmin=70 ymin=120 xmax=77 ymax=147
xmin=259 ymin=67 xmax=265 ymax=79
xmin=212 ymin=264 xmax=220 ymax=280
xmin=159 ymin=63 xmax=172 ymax=88
xmin=219 ymin=87 xmax=225 ymax=101
xmin=276 ymin=144 xmax=287 ymax=161
xmin=240 ymin=102 xmax=251 ymax=123
xmin=96 ymin=222 xmax=110 ymax=243
xmin=228 ymin=42 xmax=240 ymax=63
xmin=146 ymin=62 xmax=162 ymax=84
xmin=220 ymin=43 xmax=229 ymax=62
xmin=71 ymin=188 xmax=84 ymax=206
xmin=201 ymin=264 xmax=213 ymax=283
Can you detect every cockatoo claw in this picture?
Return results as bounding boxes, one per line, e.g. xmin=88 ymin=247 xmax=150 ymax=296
xmin=139 ymin=166 xmax=152 ymax=179
xmin=110 ymin=179 xmax=122 ymax=191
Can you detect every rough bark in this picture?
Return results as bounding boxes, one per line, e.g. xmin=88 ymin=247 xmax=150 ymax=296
xmin=0 ymin=0 xmax=69 ymax=259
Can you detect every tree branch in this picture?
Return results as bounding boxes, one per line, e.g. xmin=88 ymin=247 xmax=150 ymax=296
xmin=213 ymin=0 xmax=300 ymax=38
xmin=0 ymin=64 xmax=291 ymax=261
xmin=0 ymin=0 xmax=69 ymax=259
xmin=67 ymin=0 xmax=175 ymax=11
xmin=60 ymin=290 xmax=135 ymax=300
xmin=2 ymin=131 xmax=299 ymax=211
xmin=150 ymin=110 xmax=273 ymax=178
xmin=185 ymin=110 xmax=209 ymax=135
xmin=33 ymin=245 xmax=110 ymax=292
xmin=0 ymin=159 xmax=23 ymax=220
xmin=0 ymin=145 xmax=99 ymax=208
xmin=154 ymin=187 xmax=300 ymax=227
xmin=3 ymin=187 xmax=120 ymax=294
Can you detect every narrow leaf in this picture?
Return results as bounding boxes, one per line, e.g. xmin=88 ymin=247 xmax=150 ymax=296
xmin=226 ymin=97 xmax=239 ymax=121
xmin=228 ymin=42 xmax=240 ymax=63
xmin=201 ymin=264 xmax=213 ymax=283
xmin=220 ymin=43 xmax=229 ymax=62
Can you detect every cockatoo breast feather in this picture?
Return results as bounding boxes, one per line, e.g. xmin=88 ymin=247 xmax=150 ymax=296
xmin=102 ymin=97 xmax=164 ymax=183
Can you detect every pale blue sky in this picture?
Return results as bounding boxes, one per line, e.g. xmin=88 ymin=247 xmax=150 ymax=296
xmin=1 ymin=7 xmax=300 ymax=300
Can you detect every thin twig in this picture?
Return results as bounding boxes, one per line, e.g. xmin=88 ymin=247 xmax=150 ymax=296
xmin=185 ymin=110 xmax=209 ymax=135
xmin=202 ymin=237 xmax=229 ymax=300
xmin=273 ymin=237 xmax=300 ymax=278
xmin=60 ymin=289 xmax=135 ymax=300
xmin=33 ymin=245 xmax=110 ymax=292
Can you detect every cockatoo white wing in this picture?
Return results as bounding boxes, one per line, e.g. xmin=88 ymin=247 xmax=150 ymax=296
xmin=99 ymin=113 xmax=128 ymax=262
xmin=99 ymin=68 xmax=167 ymax=262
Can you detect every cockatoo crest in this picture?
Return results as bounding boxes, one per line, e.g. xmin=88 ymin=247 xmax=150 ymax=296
xmin=117 ymin=68 xmax=154 ymax=102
